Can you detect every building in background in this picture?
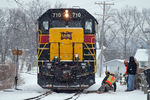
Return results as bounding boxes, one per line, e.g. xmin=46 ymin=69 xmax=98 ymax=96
xmin=104 ymin=59 xmax=125 ymax=75
xmin=134 ymin=49 xmax=149 ymax=68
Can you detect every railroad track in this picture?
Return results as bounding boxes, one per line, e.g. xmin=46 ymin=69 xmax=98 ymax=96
xmin=24 ymin=90 xmax=103 ymax=100
xmin=64 ymin=92 xmax=81 ymax=100
xmin=24 ymin=90 xmax=52 ymax=100
xmin=63 ymin=90 xmax=106 ymax=100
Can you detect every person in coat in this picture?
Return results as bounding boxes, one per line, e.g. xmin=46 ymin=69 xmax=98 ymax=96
xmin=126 ymin=56 xmax=137 ymax=91
xmin=123 ymin=60 xmax=128 ymax=77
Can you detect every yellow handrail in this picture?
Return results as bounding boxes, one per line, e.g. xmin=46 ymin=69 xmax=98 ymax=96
xmin=37 ymin=43 xmax=48 ymax=60
xmin=84 ymin=43 xmax=95 ymax=59
xmin=91 ymin=37 xmax=97 ymax=73
xmin=84 ymin=43 xmax=96 ymax=73
xmin=37 ymin=30 xmax=42 ymax=73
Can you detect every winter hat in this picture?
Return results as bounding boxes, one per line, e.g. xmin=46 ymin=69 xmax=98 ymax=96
xmin=129 ymin=56 xmax=134 ymax=62
xmin=124 ymin=60 xmax=128 ymax=64
xmin=105 ymin=70 xmax=110 ymax=75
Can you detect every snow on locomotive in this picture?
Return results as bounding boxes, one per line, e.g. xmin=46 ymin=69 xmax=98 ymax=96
xmin=36 ymin=8 xmax=98 ymax=90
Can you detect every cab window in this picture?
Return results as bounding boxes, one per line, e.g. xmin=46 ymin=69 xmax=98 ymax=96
xmin=42 ymin=21 xmax=49 ymax=30
xmin=85 ymin=19 xmax=93 ymax=33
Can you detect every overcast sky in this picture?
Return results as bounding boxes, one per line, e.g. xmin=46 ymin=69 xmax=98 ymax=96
xmin=0 ymin=0 xmax=150 ymax=15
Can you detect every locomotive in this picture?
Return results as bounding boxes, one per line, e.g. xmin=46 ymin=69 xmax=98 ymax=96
xmin=37 ymin=8 xmax=98 ymax=90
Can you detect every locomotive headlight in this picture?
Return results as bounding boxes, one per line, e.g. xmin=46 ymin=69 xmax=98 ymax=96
xmin=65 ymin=13 xmax=69 ymax=18
xmin=64 ymin=10 xmax=70 ymax=19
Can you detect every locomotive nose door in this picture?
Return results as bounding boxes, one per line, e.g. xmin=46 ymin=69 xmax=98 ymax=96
xmin=49 ymin=28 xmax=84 ymax=61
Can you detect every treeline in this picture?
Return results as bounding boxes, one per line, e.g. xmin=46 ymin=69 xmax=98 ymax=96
xmin=0 ymin=0 xmax=150 ymax=67
xmin=0 ymin=0 xmax=65 ymax=68
xmin=97 ymin=6 xmax=150 ymax=60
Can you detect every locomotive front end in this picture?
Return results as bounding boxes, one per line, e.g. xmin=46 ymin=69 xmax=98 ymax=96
xmin=37 ymin=8 xmax=97 ymax=90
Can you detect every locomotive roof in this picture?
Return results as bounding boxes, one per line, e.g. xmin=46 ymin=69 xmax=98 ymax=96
xmin=38 ymin=8 xmax=98 ymax=24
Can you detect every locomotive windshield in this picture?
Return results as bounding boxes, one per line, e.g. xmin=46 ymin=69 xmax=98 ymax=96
xmin=50 ymin=20 xmax=82 ymax=27
xmin=85 ymin=19 xmax=93 ymax=33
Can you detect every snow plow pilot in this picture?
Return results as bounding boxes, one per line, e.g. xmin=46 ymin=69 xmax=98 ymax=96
xmin=97 ymin=71 xmax=117 ymax=93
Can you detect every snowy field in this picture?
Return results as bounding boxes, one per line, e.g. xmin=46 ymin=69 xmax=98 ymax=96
xmin=0 ymin=70 xmax=147 ymax=100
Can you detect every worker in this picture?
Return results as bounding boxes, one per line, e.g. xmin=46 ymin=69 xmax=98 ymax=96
xmin=98 ymin=71 xmax=117 ymax=93
xmin=123 ymin=60 xmax=128 ymax=77
xmin=123 ymin=60 xmax=128 ymax=86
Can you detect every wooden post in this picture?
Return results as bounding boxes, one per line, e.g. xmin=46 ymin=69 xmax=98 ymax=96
xmin=12 ymin=49 xmax=22 ymax=90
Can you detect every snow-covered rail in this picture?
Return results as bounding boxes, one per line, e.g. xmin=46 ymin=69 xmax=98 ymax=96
xmin=64 ymin=90 xmax=106 ymax=100
xmin=24 ymin=90 xmax=52 ymax=100
xmin=64 ymin=92 xmax=81 ymax=100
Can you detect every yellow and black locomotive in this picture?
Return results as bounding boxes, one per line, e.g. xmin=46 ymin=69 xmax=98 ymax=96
xmin=37 ymin=8 xmax=98 ymax=90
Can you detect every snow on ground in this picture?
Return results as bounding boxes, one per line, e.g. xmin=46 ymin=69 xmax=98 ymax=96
xmin=0 ymin=69 xmax=147 ymax=100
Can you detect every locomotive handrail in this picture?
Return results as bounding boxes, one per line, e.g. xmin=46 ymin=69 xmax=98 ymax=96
xmin=91 ymin=37 xmax=97 ymax=73
xmin=91 ymin=37 xmax=96 ymax=55
xmin=37 ymin=29 xmax=44 ymax=58
xmin=37 ymin=31 xmax=42 ymax=73
xmin=38 ymin=48 xmax=49 ymax=50
xmin=37 ymin=43 xmax=48 ymax=60
xmin=37 ymin=43 xmax=48 ymax=73
xmin=91 ymin=36 xmax=97 ymax=73
xmin=84 ymin=43 xmax=97 ymax=74
xmin=84 ymin=48 xmax=95 ymax=49
xmin=84 ymin=43 xmax=95 ymax=59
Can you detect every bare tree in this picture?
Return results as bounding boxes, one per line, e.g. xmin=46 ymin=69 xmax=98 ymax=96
xmin=115 ymin=6 xmax=141 ymax=59
xmin=0 ymin=9 xmax=4 ymax=63
xmin=96 ymin=5 xmax=115 ymax=48
xmin=54 ymin=1 xmax=67 ymax=8
xmin=138 ymin=9 xmax=150 ymax=47
xmin=96 ymin=6 xmax=120 ymax=61
xmin=138 ymin=9 xmax=150 ymax=67
xmin=11 ymin=0 xmax=67 ymax=69
xmin=0 ymin=9 xmax=11 ymax=63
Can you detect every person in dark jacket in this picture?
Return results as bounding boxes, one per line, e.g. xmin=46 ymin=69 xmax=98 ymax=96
xmin=126 ymin=56 xmax=137 ymax=91
xmin=98 ymin=71 xmax=117 ymax=92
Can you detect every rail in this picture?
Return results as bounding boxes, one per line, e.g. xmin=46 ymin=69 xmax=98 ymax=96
xmin=24 ymin=90 xmax=52 ymax=100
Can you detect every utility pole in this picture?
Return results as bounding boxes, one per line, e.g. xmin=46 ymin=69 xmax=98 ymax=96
xmin=95 ymin=1 xmax=114 ymax=77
